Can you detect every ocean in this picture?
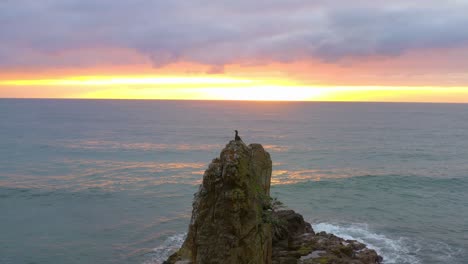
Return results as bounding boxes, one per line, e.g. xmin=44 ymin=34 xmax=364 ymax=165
xmin=0 ymin=99 xmax=467 ymax=264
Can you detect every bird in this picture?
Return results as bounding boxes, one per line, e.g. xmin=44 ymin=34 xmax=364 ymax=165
xmin=234 ymin=130 xmax=242 ymax=141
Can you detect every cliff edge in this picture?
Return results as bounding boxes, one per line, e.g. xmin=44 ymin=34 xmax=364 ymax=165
xmin=165 ymin=140 xmax=382 ymax=264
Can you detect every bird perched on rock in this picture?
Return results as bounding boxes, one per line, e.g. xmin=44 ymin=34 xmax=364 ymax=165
xmin=235 ymin=130 xmax=242 ymax=141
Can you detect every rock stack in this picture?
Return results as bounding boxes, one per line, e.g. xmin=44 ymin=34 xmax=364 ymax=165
xmin=165 ymin=140 xmax=382 ymax=264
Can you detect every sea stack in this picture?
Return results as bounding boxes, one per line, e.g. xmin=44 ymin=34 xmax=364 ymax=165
xmin=165 ymin=140 xmax=272 ymax=264
xmin=165 ymin=140 xmax=382 ymax=264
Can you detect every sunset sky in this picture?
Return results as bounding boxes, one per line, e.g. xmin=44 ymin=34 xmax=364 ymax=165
xmin=1 ymin=0 xmax=468 ymax=102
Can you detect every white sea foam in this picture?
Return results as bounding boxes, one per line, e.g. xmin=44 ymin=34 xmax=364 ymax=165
xmin=143 ymin=226 xmax=418 ymax=264
xmin=142 ymin=225 xmax=463 ymax=264
xmin=313 ymin=222 xmax=421 ymax=264
xmin=143 ymin=233 xmax=186 ymax=264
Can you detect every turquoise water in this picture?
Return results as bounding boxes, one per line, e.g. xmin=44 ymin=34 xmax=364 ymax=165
xmin=0 ymin=99 xmax=467 ymax=264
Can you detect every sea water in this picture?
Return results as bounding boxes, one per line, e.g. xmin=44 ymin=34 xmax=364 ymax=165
xmin=0 ymin=99 xmax=467 ymax=264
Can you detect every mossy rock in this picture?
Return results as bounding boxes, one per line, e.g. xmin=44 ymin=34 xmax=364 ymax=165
xmin=297 ymin=245 xmax=314 ymax=255
xmin=331 ymin=245 xmax=354 ymax=257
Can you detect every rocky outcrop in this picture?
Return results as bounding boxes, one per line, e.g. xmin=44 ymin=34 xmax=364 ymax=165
xmin=272 ymin=210 xmax=383 ymax=264
xmin=164 ymin=140 xmax=382 ymax=264
xmin=165 ymin=140 xmax=273 ymax=264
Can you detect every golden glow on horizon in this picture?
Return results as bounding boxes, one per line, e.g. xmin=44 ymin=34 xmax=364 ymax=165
xmin=0 ymin=76 xmax=254 ymax=86
xmin=1 ymin=75 xmax=468 ymax=103
xmin=199 ymin=86 xmax=324 ymax=101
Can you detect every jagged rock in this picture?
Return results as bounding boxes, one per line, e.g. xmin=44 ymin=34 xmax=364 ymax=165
xmin=165 ymin=140 xmax=273 ymax=264
xmin=164 ymin=140 xmax=382 ymax=264
xmin=272 ymin=210 xmax=313 ymax=243
xmin=272 ymin=212 xmax=382 ymax=264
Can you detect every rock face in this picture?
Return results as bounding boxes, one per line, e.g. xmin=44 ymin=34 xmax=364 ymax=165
xmin=165 ymin=140 xmax=382 ymax=264
xmin=272 ymin=210 xmax=383 ymax=264
xmin=165 ymin=140 xmax=273 ymax=264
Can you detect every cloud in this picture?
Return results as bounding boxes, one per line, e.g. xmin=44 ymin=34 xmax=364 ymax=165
xmin=1 ymin=0 xmax=468 ymax=68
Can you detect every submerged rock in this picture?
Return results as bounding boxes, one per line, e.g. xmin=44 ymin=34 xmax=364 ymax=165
xmin=164 ymin=140 xmax=382 ymax=264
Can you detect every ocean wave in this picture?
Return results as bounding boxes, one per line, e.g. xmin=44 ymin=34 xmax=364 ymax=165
xmin=59 ymin=140 xmax=221 ymax=152
xmin=140 ymin=224 xmax=425 ymax=264
xmin=58 ymin=140 xmax=289 ymax=153
xmin=139 ymin=222 xmax=465 ymax=264
xmin=313 ymin=222 xmax=463 ymax=264
xmin=143 ymin=233 xmax=186 ymax=264
xmin=314 ymin=222 xmax=420 ymax=264
xmin=277 ymin=174 xmax=468 ymax=188
xmin=0 ymin=160 xmax=206 ymax=191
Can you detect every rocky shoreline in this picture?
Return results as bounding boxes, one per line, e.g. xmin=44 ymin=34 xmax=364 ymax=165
xmin=271 ymin=210 xmax=382 ymax=264
xmin=164 ymin=140 xmax=382 ymax=264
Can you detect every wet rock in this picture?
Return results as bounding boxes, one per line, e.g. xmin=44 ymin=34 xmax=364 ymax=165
xmin=164 ymin=140 xmax=382 ymax=264
xmin=272 ymin=214 xmax=382 ymax=264
xmin=272 ymin=210 xmax=314 ymax=243
xmin=165 ymin=140 xmax=272 ymax=264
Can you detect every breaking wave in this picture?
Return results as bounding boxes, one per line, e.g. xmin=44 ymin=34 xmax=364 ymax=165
xmin=314 ymin=222 xmax=462 ymax=264
xmin=143 ymin=233 xmax=186 ymax=264
xmin=141 ymin=223 xmax=464 ymax=264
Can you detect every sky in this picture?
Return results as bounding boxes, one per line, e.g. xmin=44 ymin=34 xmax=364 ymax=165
xmin=1 ymin=0 xmax=468 ymax=102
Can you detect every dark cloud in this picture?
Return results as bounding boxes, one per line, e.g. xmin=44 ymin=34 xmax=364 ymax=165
xmin=1 ymin=0 xmax=468 ymax=68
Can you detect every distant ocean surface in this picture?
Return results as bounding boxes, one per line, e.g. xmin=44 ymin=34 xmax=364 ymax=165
xmin=1 ymin=99 xmax=467 ymax=264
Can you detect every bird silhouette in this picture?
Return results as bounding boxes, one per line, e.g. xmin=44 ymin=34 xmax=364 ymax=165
xmin=235 ymin=130 xmax=242 ymax=141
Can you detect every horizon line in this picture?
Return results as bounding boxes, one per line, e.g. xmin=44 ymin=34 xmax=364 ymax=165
xmin=1 ymin=97 xmax=467 ymax=105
